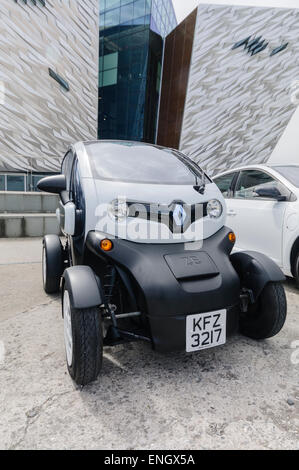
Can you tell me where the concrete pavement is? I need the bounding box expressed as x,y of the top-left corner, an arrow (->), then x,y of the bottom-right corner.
0,238 -> 298,450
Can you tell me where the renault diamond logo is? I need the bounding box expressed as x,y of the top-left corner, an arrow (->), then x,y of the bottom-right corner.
173,204 -> 187,227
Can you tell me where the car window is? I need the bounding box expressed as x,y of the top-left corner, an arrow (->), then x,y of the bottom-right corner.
71,159 -> 84,210
85,142 -> 205,185
61,150 -> 74,192
235,170 -> 290,200
70,158 -> 85,236
214,173 -> 237,198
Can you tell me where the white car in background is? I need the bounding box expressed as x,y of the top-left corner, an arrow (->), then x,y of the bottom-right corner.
214,165 -> 299,286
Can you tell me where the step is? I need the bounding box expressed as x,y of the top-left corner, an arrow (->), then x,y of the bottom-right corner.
0,192 -> 59,214
0,213 -> 60,238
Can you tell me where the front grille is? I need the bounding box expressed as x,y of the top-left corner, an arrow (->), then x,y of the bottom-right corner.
127,201 -> 208,234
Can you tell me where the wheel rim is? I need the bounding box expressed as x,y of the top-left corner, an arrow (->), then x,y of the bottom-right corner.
42,246 -> 47,287
63,290 -> 73,367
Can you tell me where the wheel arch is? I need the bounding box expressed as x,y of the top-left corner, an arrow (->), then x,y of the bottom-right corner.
231,250 -> 285,301
290,236 -> 299,277
43,234 -> 64,293
62,266 -> 103,310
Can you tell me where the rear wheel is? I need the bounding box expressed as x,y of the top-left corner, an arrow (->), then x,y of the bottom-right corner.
42,235 -> 63,294
240,282 -> 287,340
63,286 -> 103,386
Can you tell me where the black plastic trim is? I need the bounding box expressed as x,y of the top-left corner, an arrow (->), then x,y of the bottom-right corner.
86,227 -> 241,319
43,235 -> 63,280
63,266 -> 102,309
230,251 -> 285,301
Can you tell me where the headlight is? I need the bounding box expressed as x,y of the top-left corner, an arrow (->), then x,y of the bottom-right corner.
207,199 -> 223,219
109,199 -> 129,220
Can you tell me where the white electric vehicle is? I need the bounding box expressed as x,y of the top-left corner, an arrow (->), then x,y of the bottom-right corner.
214,164 -> 299,286
38,142 -> 287,385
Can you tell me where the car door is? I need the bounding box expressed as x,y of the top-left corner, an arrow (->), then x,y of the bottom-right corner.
226,169 -> 289,267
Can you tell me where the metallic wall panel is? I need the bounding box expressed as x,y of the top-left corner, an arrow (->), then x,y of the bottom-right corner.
0,0 -> 99,173
179,5 -> 299,175
157,9 -> 197,149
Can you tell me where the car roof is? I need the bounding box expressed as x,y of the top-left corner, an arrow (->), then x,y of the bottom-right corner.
81,139 -> 176,153
214,163 -> 299,178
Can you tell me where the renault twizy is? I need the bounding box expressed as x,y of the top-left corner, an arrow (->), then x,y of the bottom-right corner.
38,141 -> 287,385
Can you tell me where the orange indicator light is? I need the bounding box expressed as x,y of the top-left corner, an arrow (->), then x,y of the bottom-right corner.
100,239 -> 113,252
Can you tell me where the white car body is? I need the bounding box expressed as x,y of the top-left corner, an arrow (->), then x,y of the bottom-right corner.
214,164 -> 299,278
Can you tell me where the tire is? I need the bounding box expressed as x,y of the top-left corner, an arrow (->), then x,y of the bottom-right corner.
63,286 -> 103,386
293,252 -> 299,289
240,282 -> 287,340
42,235 -> 63,294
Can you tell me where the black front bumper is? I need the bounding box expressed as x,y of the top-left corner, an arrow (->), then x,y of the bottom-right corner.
86,227 -> 241,352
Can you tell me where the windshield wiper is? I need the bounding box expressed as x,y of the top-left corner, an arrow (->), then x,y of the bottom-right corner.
170,149 -> 206,194
185,158 -> 206,195
194,164 -> 206,195
194,171 -> 206,195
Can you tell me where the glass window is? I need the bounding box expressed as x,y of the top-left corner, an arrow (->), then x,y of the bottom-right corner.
7,175 -> 25,191
62,151 -> 74,191
100,13 -> 105,30
120,2 -> 134,24
214,172 -> 237,198
272,166 -> 299,188
32,175 -> 44,192
103,68 -> 118,87
133,15 -> 146,26
99,55 -> 104,72
105,8 -> 120,28
70,159 -> 85,210
235,170 -> 272,199
105,0 -> 121,9
0,175 -> 5,190
235,170 -> 290,200
134,0 -> 146,19
26,174 -> 47,192
103,52 -> 118,70
86,142 -> 201,184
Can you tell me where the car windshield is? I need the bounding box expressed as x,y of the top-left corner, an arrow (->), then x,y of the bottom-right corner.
85,141 -> 206,185
272,166 -> 299,188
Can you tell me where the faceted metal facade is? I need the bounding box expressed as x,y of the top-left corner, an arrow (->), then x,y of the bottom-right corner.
179,5 -> 299,175
0,0 -> 99,172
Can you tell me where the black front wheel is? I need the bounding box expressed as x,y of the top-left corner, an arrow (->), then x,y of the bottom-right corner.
62,286 -> 103,386
240,282 -> 287,340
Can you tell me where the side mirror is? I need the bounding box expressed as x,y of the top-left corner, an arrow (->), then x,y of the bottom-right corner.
64,202 -> 76,236
255,186 -> 286,201
58,201 -> 76,236
37,175 -> 66,194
